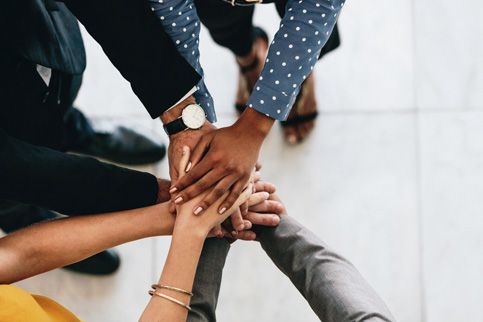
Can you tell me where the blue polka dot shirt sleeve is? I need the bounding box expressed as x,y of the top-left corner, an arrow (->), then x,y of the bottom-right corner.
148,0 -> 216,123
247,0 -> 345,121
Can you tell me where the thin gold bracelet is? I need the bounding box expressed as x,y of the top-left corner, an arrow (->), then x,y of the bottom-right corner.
151,284 -> 193,297
148,290 -> 191,311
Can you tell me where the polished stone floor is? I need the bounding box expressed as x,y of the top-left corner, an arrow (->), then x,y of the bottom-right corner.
13,1 -> 483,321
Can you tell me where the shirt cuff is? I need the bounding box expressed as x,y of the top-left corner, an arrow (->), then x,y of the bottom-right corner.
247,82 -> 298,121
165,85 -> 198,112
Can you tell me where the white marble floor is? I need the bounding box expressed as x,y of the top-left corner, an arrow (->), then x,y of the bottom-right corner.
13,1 -> 483,321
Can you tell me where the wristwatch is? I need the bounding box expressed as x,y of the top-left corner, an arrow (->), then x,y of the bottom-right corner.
163,103 -> 206,136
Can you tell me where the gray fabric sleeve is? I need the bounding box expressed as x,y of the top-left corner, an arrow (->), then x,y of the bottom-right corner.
259,216 -> 396,322
188,238 -> 231,322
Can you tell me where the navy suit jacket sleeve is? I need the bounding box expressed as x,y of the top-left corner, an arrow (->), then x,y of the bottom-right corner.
0,128 -> 159,216
61,0 -> 201,118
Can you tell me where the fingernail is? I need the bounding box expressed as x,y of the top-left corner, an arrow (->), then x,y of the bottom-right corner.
236,223 -> 245,231
288,135 -> 297,144
174,196 -> 183,204
182,146 -> 189,154
194,207 -> 203,215
273,216 -> 280,225
219,207 -> 226,215
231,231 -> 237,237
185,162 -> 192,172
169,187 -> 177,194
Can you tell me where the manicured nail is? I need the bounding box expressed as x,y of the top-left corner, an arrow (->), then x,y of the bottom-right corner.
185,162 -> 192,172
174,196 -> 183,204
219,207 -> 226,215
169,187 -> 177,194
194,207 -> 203,215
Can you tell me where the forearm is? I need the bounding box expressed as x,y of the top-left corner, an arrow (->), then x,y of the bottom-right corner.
247,0 -> 344,120
140,224 -> 206,322
0,128 -> 159,215
63,0 -> 201,118
188,238 -> 231,322
147,0 -> 216,122
0,202 -> 174,284
259,216 -> 395,322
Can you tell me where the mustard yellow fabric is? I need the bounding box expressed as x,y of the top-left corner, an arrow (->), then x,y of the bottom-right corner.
0,285 -> 84,322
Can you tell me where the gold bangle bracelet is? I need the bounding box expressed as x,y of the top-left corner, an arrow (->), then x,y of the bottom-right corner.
151,284 -> 193,297
148,290 -> 191,311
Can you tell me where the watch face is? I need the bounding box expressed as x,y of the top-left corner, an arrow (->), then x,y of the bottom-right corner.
182,104 -> 205,129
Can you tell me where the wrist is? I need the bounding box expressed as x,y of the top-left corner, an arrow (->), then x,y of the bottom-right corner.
169,119 -> 213,142
157,179 -> 171,204
173,219 -> 208,241
160,95 -> 197,124
235,107 -> 275,139
151,202 -> 176,235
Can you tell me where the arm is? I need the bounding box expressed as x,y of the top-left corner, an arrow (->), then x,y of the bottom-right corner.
169,0 -> 346,212
139,147 -> 252,322
259,214 -> 395,321
187,177 -> 283,322
0,128 -> 161,215
147,0 -> 216,123
248,0 -> 345,119
187,238 -> 231,322
0,202 -> 174,284
62,0 -> 201,118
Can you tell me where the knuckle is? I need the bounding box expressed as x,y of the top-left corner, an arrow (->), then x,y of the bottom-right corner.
214,187 -> 225,198
200,201 -> 210,209
197,180 -> 210,190
233,167 -> 245,176
186,172 -> 197,182
210,153 -> 222,164
268,203 -> 277,212
262,216 -> 269,225
183,191 -> 192,200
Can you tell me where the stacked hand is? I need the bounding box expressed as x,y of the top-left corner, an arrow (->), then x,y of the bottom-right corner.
168,105 -> 274,228
173,147 -> 283,240
174,146 -> 253,235
162,96 -> 275,235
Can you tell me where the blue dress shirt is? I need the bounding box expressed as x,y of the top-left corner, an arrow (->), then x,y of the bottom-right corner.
148,0 -> 345,122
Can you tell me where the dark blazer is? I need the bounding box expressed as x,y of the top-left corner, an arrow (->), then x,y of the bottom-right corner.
0,0 -> 199,215
0,0 -> 201,118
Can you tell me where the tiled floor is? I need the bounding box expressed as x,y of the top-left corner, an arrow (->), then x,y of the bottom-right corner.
13,1 -> 483,321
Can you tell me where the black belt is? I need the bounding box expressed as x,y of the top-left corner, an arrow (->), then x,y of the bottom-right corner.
221,0 -> 266,6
